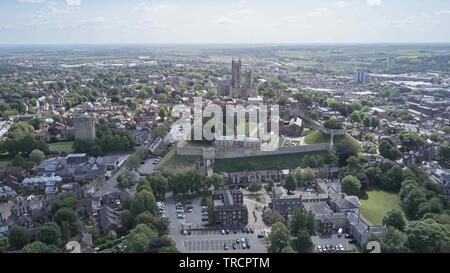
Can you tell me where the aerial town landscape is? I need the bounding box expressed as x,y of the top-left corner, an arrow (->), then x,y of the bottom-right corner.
0,0 -> 449,257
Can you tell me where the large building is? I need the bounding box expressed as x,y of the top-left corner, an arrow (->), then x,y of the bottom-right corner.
212,188 -> 248,227
218,59 -> 257,99
354,71 -> 367,84
74,113 -> 96,140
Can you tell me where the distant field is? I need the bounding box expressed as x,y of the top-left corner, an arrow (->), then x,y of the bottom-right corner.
48,141 -> 75,154
155,147 -> 200,174
214,150 -> 332,173
360,190 -> 402,225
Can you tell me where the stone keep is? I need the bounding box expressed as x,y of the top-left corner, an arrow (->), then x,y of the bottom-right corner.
74,113 -> 96,140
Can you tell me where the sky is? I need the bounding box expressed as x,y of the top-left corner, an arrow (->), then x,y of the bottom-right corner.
0,0 -> 449,44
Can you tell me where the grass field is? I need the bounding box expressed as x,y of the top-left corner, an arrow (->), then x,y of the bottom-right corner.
360,190 -> 402,225
155,147 -> 200,174
304,130 -> 331,144
214,150 -> 332,173
48,141 -> 75,154
0,159 -> 12,167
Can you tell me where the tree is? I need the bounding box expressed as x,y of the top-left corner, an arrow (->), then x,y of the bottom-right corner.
438,144 -> 450,164
206,173 -> 224,189
380,227 -> 408,253
124,232 -> 150,253
8,226 -> 31,250
379,140 -> 401,161
131,190 -> 157,216
121,209 -> 135,230
323,118 -> 342,129
29,149 -> 45,163
383,166 -> 404,192
405,219 -> 450,253
281,246 -> 296,253
22,241 -> 59,253
283,174 -> 297,194
290,206 -> 315,235
125,153 -> 141,170
37,222 -> 61,246
51,192 -> 77,214
399,131 -> 424,152
148,174 -> 169,200
248,179 -> 262,192
302,168 -> 316,186
335,135 -> 361,165
341,175 -> 361,196
294,230 -> 312,253
403,188 -> 427,220
364,166 -> 383,187
382,209 -> 406,231
124,224 -> 158,253
267,222 -> 291,253
54,207 -> 80,238
263,210 -> 284,225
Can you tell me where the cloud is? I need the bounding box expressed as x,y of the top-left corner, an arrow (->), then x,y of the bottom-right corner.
66,0 -> 81,6
135,3 -> 180,13
232,0 -> 247,9
437,10 -> 450,15
333,1 -> 349,8
18,0 -> 45,3
385,19 -> 413,26
367,0 -> 381,6
213,17 -> 232,25
231,9 -> 254,16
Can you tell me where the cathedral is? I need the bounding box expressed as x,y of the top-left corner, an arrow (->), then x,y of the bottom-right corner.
218,59 -> 257,99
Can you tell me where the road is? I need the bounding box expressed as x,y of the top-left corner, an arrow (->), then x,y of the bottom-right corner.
93,153 -> 132,197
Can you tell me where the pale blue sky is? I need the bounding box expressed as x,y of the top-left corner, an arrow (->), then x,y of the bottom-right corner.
1,0 -> 449,44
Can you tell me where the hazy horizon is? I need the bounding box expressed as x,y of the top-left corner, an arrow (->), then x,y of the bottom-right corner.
1,0 -> 449,45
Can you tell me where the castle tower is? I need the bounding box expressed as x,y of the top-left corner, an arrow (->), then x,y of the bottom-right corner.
74,113 -> 96,141
231,59 -> 241,89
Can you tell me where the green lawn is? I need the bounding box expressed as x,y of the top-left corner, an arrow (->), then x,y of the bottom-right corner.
0,159 -> 12,167
214,150 -> 332,173
155,147 -> 200,175
48,141 -> 75,154
360,190 -> 402,225
304,130 -> 331,144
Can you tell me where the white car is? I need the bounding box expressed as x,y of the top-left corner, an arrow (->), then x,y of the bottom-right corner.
221,229 -> 226,235
338,244 -> 344,251
317,245 -> 322,252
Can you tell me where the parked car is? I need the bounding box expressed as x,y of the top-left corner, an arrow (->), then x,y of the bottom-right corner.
201,218 -> 208,222
232,243 -> 236,250
241,228 -> 246,233
225,229 -> 230,234
338,228 -> 343,238
345,234 -> 353,239
187,230 -> 191,235
182,230 -> 188,235
236,239 -> 240,244
257,233 -> 265,238
233,229 -> 238,234
338,244 -> 344,251
224,243 -> 228,250
249,228 -> 254,233
242,243 -> 247,249
221,229 -> 226,235
245,228 -> 250,234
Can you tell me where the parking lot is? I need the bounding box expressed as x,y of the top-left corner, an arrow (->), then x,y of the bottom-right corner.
165,192 -> 268,253
311,233 -> 356,252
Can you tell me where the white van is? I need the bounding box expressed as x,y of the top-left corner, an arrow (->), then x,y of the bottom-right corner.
338,228 -> 343,237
